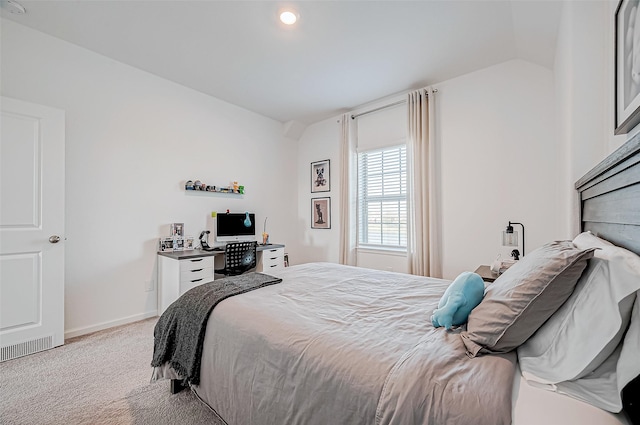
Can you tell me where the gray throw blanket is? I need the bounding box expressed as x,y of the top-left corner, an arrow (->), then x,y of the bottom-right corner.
151,272 -> 282,385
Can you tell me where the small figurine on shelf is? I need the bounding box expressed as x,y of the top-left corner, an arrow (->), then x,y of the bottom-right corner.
233,181 -> 239,193
238,185 -> 245,194
185,180 -> 194,190
194,180 -> 202,190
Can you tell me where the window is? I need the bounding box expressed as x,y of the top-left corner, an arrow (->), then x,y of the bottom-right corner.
357,145 -> 407,249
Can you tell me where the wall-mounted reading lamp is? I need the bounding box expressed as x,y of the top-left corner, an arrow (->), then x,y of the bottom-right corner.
503,221 -> 525,259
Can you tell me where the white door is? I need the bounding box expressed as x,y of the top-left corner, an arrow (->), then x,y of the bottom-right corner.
0,97 -> 65,361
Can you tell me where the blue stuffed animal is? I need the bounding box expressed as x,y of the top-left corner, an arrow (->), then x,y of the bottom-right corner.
431,272 -> 485,330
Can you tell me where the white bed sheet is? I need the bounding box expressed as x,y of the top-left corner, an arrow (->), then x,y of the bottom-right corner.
512,364 -> 630,425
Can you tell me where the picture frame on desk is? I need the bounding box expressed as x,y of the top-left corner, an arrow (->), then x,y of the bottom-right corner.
170,222 -> 184,237
158,236 -> 187,252
159,237 -> 174,252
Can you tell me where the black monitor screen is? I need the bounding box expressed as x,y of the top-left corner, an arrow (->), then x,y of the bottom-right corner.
216,213 -> 256,242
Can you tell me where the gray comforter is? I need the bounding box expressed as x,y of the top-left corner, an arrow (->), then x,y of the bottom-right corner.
181,263 -> 515,425
157,262 -> 516,424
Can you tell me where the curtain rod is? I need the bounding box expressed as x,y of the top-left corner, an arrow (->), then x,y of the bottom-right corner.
350,88 -> 438,120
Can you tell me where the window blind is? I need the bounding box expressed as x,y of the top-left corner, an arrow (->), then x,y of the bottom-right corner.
357,145 -> 407,249
355,103 -> 407,152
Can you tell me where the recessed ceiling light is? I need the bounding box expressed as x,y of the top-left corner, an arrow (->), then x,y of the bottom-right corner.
5,0 -> 26,14
279,9 -> 298,25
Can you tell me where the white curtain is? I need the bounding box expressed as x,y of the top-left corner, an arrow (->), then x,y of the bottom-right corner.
407,88 -> 442,277
339,113 -> 357,265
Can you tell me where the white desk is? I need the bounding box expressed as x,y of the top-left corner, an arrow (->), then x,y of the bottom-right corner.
157,244 -> 285,314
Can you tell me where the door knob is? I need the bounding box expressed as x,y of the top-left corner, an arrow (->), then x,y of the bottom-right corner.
49,235 -> 61,243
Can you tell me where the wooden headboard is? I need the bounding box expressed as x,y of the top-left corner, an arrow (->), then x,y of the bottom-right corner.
575,134 -> 640,256
575,135 -> 640,423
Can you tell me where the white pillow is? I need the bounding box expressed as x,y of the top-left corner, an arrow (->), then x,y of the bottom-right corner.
517,232 -> 640,411
522,296 -> 640,412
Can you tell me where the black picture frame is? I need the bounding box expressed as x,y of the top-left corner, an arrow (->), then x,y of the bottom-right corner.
311,197 -> 331,229
615,0 -> 640,134
311,159 -> 330,193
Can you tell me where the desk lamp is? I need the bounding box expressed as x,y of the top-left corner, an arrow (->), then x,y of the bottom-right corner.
503,221 -> 525,259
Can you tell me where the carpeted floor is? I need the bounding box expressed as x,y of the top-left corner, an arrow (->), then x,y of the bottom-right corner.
0,318 -> 225,425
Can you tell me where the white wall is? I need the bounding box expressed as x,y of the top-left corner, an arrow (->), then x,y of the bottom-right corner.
553,1 -> 635,238
1,19 -> 298,337
437,60 -> 560,279
297,60 -> 562,280
555,0 -> 608,238
569,0 -> 640,165
296,118 -> 341,265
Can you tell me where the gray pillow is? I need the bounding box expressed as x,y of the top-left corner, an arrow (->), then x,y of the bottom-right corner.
461,240 -> 595,357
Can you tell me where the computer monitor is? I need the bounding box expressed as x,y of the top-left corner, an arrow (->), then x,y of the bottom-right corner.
215,212 -> 256,243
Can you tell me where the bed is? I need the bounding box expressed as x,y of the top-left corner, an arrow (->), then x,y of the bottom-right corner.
152,135 -> 640,425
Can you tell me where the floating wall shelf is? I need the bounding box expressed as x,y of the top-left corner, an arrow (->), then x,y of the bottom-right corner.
184,180 -> 245,195
185,188 -> 243,195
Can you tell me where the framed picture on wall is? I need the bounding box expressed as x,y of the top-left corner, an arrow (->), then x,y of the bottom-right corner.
311,197 -> 331,229
615,0 -> 640,134
311,159 -> 330,193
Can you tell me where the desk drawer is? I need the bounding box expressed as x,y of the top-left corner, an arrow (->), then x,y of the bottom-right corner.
180,257 -> 214,273
262,262 -> 284,271
180,267 -> 214,283
180,268 -> 213,295
180,277 -> 208,294
261,247 -> 284,270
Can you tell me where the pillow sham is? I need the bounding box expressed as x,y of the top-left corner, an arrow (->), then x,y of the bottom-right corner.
522,294 -> 640,412
461,240 -> 595,357
518,231 -> 640,383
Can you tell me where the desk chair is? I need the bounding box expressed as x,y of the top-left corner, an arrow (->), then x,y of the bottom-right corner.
214,241 -> 258,276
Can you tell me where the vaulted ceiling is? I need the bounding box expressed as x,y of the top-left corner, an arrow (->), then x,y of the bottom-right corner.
1,1 -> 563,125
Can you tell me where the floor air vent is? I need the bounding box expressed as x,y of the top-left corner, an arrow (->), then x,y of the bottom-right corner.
1,335 -> 53,362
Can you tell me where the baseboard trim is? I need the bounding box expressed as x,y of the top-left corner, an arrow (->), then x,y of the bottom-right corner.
64,310 -> 158,339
